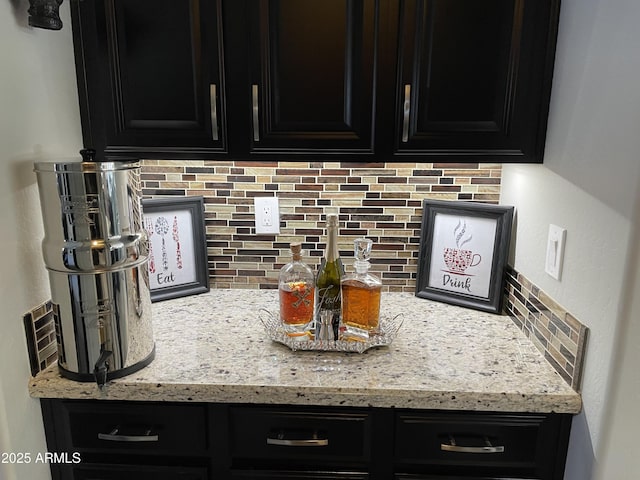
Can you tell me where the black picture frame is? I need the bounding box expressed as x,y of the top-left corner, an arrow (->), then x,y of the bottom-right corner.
415,200 -> 514,314
142,196 -> 210,302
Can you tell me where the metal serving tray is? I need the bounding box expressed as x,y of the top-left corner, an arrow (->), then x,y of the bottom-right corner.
259,310 -> 403,353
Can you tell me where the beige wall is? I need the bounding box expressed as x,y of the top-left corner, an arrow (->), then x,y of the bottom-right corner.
500,0 -> 640,477
596,182 -> 640,478
0,3 -> 82,479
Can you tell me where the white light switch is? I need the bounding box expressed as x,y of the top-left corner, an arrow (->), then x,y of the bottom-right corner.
254,197 -> 280,234
544,224 -> 566,280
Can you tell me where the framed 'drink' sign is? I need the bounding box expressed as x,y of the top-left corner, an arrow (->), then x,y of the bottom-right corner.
415,199 -> 514,314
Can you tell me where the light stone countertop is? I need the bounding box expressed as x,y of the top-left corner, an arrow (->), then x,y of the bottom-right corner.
29,289 -> 581,414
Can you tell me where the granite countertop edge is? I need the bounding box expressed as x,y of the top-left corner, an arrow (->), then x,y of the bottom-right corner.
29,377 -> 581,413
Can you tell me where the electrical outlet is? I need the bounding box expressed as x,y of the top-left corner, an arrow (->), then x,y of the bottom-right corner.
254,197 -> 280,234
545,224 -> 566,280
262,206 -> 273,226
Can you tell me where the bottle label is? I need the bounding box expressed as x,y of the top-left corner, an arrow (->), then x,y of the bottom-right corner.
317,284 -> 340,310
280,282 -> 314,326
290,282 -> 313,308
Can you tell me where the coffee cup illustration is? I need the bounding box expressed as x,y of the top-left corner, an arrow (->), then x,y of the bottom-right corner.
443,247 -> 481,274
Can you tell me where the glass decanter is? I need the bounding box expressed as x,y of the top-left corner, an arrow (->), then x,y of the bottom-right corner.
341,238 -> 382,341
278,242 -> 315,338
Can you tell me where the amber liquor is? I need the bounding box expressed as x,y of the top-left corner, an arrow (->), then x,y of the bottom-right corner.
279,242 -> 314,336
341,281 -> 381,331
340,238 -> 382,340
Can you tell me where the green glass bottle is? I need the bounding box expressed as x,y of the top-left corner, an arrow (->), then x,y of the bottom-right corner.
315,213 -> 344,341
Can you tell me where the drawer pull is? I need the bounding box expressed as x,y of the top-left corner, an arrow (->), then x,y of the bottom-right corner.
266,430 -> 328,447
441,434 -> 504,454
98,426 -> 159,443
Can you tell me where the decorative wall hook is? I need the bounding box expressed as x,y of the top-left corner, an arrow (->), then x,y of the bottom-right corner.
28,0 -> 63,30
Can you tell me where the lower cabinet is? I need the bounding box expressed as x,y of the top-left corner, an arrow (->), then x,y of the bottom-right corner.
228,406 -> 374,479
40,400 -> 571,480
395,477 -> 524,480
393,411 -> 572,479
60,464 -> 208,480
231,473 -> 369,479
229,406 -> 372,470
40,400 -> 212,480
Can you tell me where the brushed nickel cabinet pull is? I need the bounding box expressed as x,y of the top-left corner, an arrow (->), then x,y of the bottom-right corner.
98,426 -> 159,442
266,430 -> 328,447
252,84 -> 260,142
401,84 -> 411,142
440,434 -> 504,454
210,84 -> 219,141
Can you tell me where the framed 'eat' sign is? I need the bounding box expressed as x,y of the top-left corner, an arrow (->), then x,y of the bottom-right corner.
142,196 -> 209,302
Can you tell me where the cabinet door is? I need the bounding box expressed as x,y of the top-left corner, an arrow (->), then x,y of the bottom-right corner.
232,472 -> 368,479
62,463 -> 209,480
395,477 -> 522,480
395,476 -> 521,480
64,464 -> 208,480
72,0 -> 225,159
242,0 -> 379,156
391,0 -> 558,163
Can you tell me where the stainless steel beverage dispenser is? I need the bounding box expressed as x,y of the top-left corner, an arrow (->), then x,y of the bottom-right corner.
34,150 -> 155,387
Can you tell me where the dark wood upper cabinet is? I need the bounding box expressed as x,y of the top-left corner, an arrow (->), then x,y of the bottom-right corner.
243,0 -> 379,155
385,0 -> 559,162
70,0 -> 559,163
72,0 -> 226,160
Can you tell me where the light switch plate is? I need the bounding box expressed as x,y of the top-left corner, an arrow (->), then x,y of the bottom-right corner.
545,224 -> 566,280
254,197 -> 280,234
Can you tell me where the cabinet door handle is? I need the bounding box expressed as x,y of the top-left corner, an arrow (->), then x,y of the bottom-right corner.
98,427 -> 159,443
266,430 -> 329,447
252,84 -> 260,142
210,84 -> 219,141
401,84 -> 411,142
441,434 -> 505,454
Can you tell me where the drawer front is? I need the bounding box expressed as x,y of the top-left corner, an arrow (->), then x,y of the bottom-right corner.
67,463 -> 208,480
395,412 -> 551,477
229,406 -> 372,464
231,471 -> 368,479
55,400 -> 208,455
394,476 -> 521,480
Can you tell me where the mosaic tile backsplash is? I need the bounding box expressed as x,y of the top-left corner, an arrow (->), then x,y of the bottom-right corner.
140,160 -> 502,292
23,301 -> 57,376
505,266 -> 589,391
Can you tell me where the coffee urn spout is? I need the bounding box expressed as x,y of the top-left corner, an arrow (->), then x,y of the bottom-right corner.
93,349 -> 113,388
